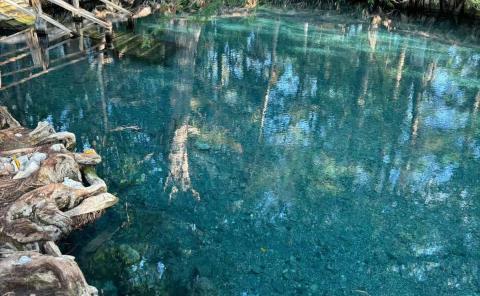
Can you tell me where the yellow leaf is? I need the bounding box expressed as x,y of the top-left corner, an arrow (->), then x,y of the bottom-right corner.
84,149 -> 97,155
12,155 -> 20,169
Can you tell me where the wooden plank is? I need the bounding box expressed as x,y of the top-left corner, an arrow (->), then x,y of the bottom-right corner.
0,28 -> 31,43
0,46 -> 29,60
39,12 -> 74,35
0,0 -> 35,25
3,0 -> 73,35
0,51 -> 30,66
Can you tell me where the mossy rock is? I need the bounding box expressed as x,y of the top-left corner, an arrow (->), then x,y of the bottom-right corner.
91,244 -> 141,278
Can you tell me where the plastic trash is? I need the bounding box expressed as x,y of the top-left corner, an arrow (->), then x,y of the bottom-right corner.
157,261 -> 166,279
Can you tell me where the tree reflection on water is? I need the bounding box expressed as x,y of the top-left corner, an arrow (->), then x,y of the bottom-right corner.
1,10 -> 480,296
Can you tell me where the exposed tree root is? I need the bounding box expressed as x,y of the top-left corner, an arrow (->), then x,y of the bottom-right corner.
0,106 -> 118,295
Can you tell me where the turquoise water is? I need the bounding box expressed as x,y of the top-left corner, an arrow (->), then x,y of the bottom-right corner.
1,10 -> 480,295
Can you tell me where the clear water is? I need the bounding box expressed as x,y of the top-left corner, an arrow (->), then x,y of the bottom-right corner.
1,10 -> 480,296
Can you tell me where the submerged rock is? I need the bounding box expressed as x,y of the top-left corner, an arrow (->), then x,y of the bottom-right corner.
194,141 -> 211,151
92,244 -> 141,276
189,276 -> 218,296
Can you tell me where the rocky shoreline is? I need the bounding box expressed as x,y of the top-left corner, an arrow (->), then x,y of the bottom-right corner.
0,106 -> 117,295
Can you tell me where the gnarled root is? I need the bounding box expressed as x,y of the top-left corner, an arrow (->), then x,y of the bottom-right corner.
0,251 -> 98,296
0,106 -> 117,294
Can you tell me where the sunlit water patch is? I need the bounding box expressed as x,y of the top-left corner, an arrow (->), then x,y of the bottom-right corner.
1,10 -> 480,296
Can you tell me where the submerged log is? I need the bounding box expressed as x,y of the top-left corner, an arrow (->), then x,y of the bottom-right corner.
0,106 -> 118,295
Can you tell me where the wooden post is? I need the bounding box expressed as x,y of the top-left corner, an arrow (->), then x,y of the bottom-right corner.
26,29 -> 49,70
105,29 -> 113,49
127,17 -> 135,31
74,22 -> 84,51
72,0 -> 82,22
31,0 -> 47,36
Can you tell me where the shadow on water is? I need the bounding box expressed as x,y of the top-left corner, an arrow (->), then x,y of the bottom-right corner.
0,20 -> 184,92
1,9 -> 480,296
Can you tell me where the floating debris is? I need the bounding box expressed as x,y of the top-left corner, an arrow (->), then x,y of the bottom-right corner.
157,261 -> 166,279
110,125 -> 142,132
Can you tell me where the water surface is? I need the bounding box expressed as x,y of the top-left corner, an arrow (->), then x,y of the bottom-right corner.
1,10 -> 480,296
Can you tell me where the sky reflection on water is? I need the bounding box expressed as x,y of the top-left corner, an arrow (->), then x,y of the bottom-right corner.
1,10 -> 480,295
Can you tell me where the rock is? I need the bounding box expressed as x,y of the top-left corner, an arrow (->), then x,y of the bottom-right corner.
17,155 -> 29,168
189,276 -> 217,296
0,162 -> 15,175
194,141 -> 211,151
30,152 -> 47,163
89,244 -> 171,295
16,255 -> 32,265
12,160 -> 40,179
118,244 -> 141,265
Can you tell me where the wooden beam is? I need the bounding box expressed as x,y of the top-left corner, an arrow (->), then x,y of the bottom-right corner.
46,0 -> 112,29
0,51 -> 30,66
0,46 -> 29,59
0,28 -> 31,43
98,0 -> 132,16
40,13 -> 74,35
72,0 -> 80,12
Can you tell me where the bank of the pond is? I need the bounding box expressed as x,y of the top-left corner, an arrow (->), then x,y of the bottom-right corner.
0,106 -> 118,295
